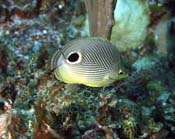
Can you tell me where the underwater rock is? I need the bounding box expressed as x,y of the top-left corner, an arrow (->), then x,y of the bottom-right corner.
154,15 -> 175,67
0,44 -> 8,75
48,0 -> 86,30
154,16 -> 169,55
0,100 -> 12,138
132,55 -> 159,72
152,1 -> 175,67
36,45 -> 48,69
166,19 -> 175,67
111,0 -> 150,52
0,78 -> 17,103
32,40 -> 42,52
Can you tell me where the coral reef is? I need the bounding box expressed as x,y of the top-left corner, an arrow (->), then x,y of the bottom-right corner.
0,0 -> 175,139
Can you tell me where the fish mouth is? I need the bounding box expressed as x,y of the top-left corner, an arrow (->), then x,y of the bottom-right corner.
119,73 -> 128,80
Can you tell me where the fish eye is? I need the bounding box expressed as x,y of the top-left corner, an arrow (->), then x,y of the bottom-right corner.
66,52 -> 82,64
118,69 -> 124,75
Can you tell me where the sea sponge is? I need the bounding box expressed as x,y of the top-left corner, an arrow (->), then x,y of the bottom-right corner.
111,0 -> 150,52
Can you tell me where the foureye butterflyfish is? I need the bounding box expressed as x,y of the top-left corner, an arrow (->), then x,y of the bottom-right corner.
51,37 -> 127,87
